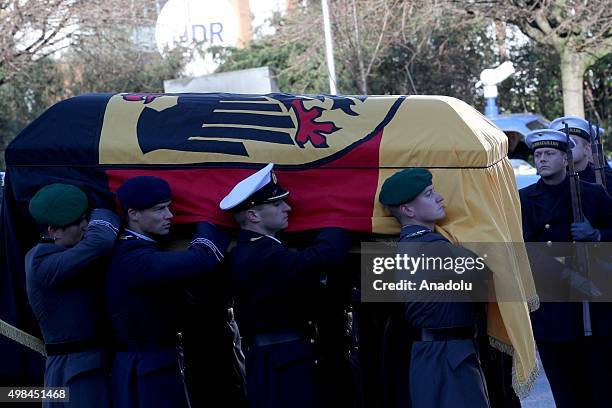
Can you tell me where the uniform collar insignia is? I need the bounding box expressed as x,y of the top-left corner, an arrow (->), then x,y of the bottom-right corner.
404,229 -> 429,239
400,225 -> 431,240
242,230 -> 282,245
125,228 -> 156,242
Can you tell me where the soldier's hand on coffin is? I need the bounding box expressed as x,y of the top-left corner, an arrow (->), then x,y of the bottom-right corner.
561,267 -> 602,298
90,208 -> 120,230
571,217 -> 601,242
194,221 -> 231,254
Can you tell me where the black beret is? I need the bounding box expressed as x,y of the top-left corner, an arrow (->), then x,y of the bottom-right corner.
29,184 -> 88,227
117,176 -> 172,210
379,168 -> 433,206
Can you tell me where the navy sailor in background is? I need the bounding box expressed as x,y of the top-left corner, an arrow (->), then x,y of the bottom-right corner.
26,183 -> 120,408
548,116 -> 612,188
378,168 -> 490,408
106,176 -> 229,408
519,129 -> 612,408
220,163 -> 351,408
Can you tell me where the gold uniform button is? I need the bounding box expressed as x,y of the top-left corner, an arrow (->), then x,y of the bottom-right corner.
546,241 -> 552,246
545,224 -> 550,229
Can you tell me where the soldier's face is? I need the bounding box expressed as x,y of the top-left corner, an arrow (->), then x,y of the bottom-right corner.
403,185 -> 445,223
128,200 -> 173,237
252,199 -> 291,234
570,136 -> 590,164
534,148 -> 567,177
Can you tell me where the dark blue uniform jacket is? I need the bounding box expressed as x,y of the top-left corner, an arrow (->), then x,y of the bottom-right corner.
231,228 -> 350,337
106,222 -> 228,408
230,227 -> 351,408
578,162 -> 612,191
519,177 -> 612,341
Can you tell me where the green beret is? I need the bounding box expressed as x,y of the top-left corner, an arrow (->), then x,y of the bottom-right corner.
379,168 -> 432,206
29,184 -> 88,227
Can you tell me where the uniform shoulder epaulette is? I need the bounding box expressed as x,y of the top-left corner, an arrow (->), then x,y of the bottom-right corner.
119,234 -> 136,240
250,236 -> 264,242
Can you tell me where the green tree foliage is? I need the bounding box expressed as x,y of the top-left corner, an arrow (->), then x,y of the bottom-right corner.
1,1 -> 609,166
497,43 -> 563,119
0,0 -> 184,168
584,54 -> 612,154
0,0 -> 163,87
466,0 -> 612,118
63,45 -> 186,96
372,15 -> 498,107
0,58 -> 64,169
213,3 -> 497,102
497,43 -> 610,153
0,45 -> 186,169
212,41 -> 328,93
213,1 -> 609,155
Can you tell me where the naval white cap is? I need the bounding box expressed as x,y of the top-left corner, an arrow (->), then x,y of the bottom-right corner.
219,163 -> 289,211
525,129 -> 575,152
549,116 -> 603,142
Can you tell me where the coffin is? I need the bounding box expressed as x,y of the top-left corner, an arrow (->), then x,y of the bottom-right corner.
2,92 -> 538,394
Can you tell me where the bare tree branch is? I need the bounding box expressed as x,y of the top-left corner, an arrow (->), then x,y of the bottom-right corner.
463,0 -> 611,116
0,0 -> 158,85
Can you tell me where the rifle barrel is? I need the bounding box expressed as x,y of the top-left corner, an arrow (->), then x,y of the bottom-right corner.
590,122 -> 607,192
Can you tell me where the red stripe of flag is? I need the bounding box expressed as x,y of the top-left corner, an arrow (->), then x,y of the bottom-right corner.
107,130 -> 383,233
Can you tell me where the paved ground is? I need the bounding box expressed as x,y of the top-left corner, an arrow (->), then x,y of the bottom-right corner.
520,354 -> 555,408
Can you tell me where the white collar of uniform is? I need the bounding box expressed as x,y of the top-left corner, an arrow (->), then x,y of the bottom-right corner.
265,234 -> 282,244
125,228 -> 156,243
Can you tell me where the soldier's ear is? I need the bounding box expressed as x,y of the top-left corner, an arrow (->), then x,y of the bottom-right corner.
47,225 -> 63,240
245,208 -> 260,223
399,203 -> 415,219
127,208 -> 140,223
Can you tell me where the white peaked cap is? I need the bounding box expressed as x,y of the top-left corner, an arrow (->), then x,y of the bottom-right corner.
220,163 -> 288,211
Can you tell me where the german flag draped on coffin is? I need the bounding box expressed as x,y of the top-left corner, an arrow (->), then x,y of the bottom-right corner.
1,92 -> 538,394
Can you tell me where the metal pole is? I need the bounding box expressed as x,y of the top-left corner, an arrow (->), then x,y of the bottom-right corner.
321,0 -> 337,94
